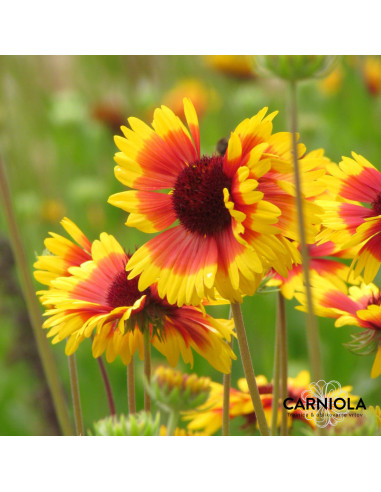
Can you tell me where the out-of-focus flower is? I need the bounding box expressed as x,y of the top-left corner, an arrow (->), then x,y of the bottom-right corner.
162,79 -> 212,121
319,65 -> 343,95
149,366 -> 211,413
34,219 -> 235,372
184,371 -> 317,435
91,101 -> 125,133
256,55 -> 337,81
91,412 -> 160,436
109,98 -> 325,305
317,152 -> 381,284
295,276 -> 381,378
40,199 -> 66,224
205,55 -> 255,79
327,405 -> 381,436
362,56 -> 381,95
267,241 -> 358,300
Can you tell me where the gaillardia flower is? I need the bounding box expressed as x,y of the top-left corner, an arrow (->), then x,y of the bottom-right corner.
184,371 -> 318,435
266,241 -> 358,300
34,219 -> 235,373
317,152 -> 381,283
109,99 -> 323,305
295,276 -> 381,378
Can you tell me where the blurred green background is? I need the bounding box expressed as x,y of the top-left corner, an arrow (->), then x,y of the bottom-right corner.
0,55 -> 380,435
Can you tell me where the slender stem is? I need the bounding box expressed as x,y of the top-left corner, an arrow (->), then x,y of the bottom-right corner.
230,302 -> 270,436
68,354 -> 85,436
96,356 -> 116,416
0,159 -> 73,436
278,293 -> 288,436
143,329 -> 151,412
167,411 -> 179,436
289,80 -> 325,436
222,306 -> 233,436
271,296 -> 281,436
127,357 -> 136,414
289,80 -> 323,384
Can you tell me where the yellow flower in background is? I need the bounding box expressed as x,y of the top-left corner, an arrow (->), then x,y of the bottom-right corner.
40,199 -> 66,224
318,65 -> 343,95
362,56 -> 381,95
34,219 -> 235,372
108,98 -> 326,306
205,55 -> 256,79
162,78 -> 214,121
295,275 -> 381,378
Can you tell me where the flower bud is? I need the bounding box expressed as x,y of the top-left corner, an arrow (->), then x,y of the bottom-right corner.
256,55 -> 338,81
148,366 -> 211,413
91,412 -> 160,436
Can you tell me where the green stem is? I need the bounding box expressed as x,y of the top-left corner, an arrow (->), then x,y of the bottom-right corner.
270,296 -> 281,436
222,306 -> 233,436
230,302 -> 270,436
289,80 -> 325,436
96,356 -> 116,416
167,411 -> 179,436
68,354 -> 84,436
0,159 -> 73,436
278,293 -> 288,436
127,357 -> 136,414
143,329 -> 151,412
289,80 -> 323,384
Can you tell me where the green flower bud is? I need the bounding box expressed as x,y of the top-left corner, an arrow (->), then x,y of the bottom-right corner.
90,412 -> 160,436
147,366 -> 211,414
256,55 -> 338,81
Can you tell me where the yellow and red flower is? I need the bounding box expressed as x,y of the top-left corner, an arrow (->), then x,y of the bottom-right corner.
317,152 -> 381,283
108,99 -> 324,305
34,219 -> 235,373
267,241 -> 357,300
34,217 -> 92,286
205,55 -> 256,79
184,371 -> 316,435
295,276 -> 381,378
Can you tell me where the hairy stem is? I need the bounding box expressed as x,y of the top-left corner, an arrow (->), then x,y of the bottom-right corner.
68,354 -> 84,436
127,357 -> 136,414
96,356 -> 116,416
143,329 -> 151,412
222,306 -> 233,436
278,293 -> 288,436
289,80 -> 323,384
0,159 -> 73,436
231,302 -> 270,436
271,296 -> 281,436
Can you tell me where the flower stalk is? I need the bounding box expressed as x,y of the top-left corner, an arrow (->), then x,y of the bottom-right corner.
289,80 -> 323,384
0,159 -> 73,436
230,301 -> 270,436
278,293 -> 288,436
127,357 -> 136,414
96,356 -> 116,416
270,297 -> 281,436
222,306 -> 233,436
143,328 -> 151,412
68,354 -> 85,436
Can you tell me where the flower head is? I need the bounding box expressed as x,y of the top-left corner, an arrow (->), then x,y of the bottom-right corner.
91,412 -> 160,436
295,276 -> 381,378
108,99 -> 323,305
34,219 -> 235,373
317,152 -> 381,284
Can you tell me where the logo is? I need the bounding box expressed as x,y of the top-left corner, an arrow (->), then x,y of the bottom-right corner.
283,380 -> 366,428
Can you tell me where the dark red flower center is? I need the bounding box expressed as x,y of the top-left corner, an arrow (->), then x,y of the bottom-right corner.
172,155 -> 232,236
372,193 -> 381,215
106,270 -> 148,308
